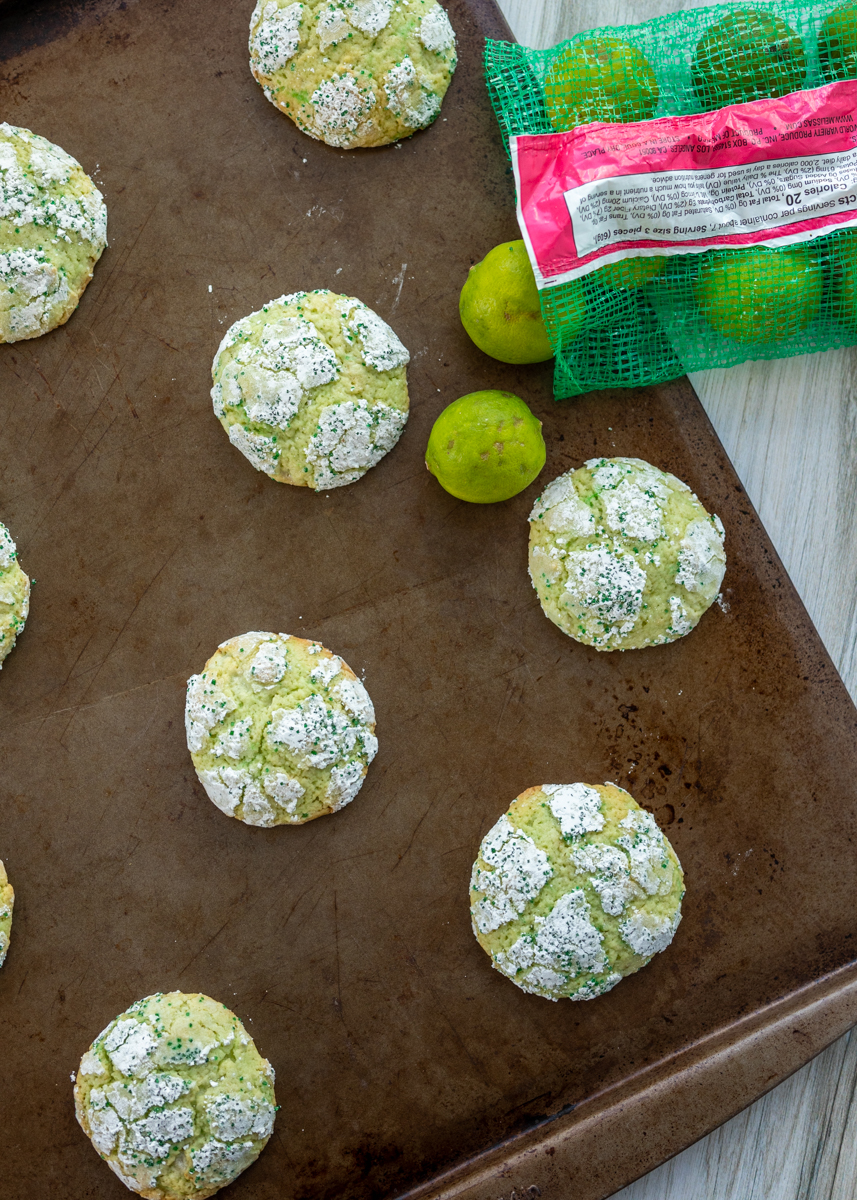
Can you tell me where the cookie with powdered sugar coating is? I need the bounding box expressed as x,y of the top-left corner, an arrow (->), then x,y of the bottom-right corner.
73,991 -> 276,1200
0,521 -> 30,669
0,859 -> 13,969
0,123 -> 107,342
470,783 -> 684,1001
211,288 -> 409,490
186,632 -> 377,826
528,457 -> 726,650
249,0 -> 457,148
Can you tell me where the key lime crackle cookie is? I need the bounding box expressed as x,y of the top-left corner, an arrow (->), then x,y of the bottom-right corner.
529,457 -> 726,650
74,992 -> 276,1200
0,521 -> 30,668
0,123 -> 106,342
212,289 -> 409,490
186,632 -> 377,826
249,0 -> 457,148
0,859 -> 13,968
471,783 -> 684,1001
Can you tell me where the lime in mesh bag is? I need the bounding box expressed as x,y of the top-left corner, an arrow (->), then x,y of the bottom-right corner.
485,3 -> 857,398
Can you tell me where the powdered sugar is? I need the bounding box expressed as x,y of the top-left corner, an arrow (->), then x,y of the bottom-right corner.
543,782 -> 605,839
619,907 -> 681,958
562,544 -> 646,642
185,675 -> 237,754
263,771 -> 305,814
191,1138 -> 258,1187
495,889 -> 607,998
213,716 -> 255,761
470,815 -> 553,934
0,125 -> 106,248
309,73 -> 374,147
198,767 -> 255,817
617,809 -> 674,896
341,300 -> 410,371
0,524 -> 16,569
250,1 -> 303,75
309,654 -> 342,686
669,594 -> 693,637
676,517 -> 727,595
317,5 -> 350,48
333,676 -> 375,724
228,424 -> 280,475
267,694 -> 363,769
529,472 -> 595,537
346,0 -> 392,35
248,638 -> 290,685
572,843 -> 636,915
215,312 -> 339,431
103,1020 -> 157,1079
0,249 -> 70,339
384,56 -> 440,128
205,1093 -> 275,1141
326,760 -> 365,810
305,399 -> 407,490
419,5 -> 456,53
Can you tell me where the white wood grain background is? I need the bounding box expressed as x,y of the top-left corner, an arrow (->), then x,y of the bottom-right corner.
494,1 -> 857,1196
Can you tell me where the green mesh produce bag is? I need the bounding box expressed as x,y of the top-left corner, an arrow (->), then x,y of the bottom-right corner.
485,2 -> 857,398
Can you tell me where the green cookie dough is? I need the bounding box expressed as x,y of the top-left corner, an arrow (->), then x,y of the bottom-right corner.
211,289 -> 409,490
74,992 -> 276,1200
695,246 -> 822,343
691,9 -> 806,109
528,457 -> 726,651
819,4 -> 857,82
0,123 -> 107,342
0,859 -> 13,969
470,783 -> 684,1001
0,521 -> 30,669
249,0 -> 457,148
544,36 -> 659,131
186,632 -> 377,826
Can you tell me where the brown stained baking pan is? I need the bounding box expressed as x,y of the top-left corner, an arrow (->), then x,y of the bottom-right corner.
0,1 -> 855,1198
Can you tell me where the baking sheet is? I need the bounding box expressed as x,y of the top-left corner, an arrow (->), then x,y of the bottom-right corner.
0,1 -> 856,1198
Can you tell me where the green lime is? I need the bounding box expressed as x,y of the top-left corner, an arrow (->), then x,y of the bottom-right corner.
695,246 -> 822,343
425,391 -> 546,504
691,9 -> 806,109
544,37 -> 659,131
590,257 -> 667,291
459,240 -> 554,364
819,5 -> 857,82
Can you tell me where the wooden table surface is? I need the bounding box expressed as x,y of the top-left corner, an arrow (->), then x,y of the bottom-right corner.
495,1 -> 857,1197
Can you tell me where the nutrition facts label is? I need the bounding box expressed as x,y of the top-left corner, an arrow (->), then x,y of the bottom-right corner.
512,81 -> 857,287
567,145 -> 857,258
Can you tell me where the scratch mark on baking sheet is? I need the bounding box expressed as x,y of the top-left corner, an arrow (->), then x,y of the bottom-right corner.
391,925 -> 483,1073
53,630 -> 97,700
274,879 -> 322,928
178,916 -> 233,974
15,674 -> 186,728
392,799 -> 435,870
390,262 -> 407,312
318,568 -> 468,624
333,890 -> 345,1021
327,848 -> 380,867
263,995 -> 326,1027
88,203 -> 158,325
494,677 -> 523,738
56,545 -> 180,747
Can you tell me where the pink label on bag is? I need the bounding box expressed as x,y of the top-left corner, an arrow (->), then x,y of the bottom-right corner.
512,81 -> 857,287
